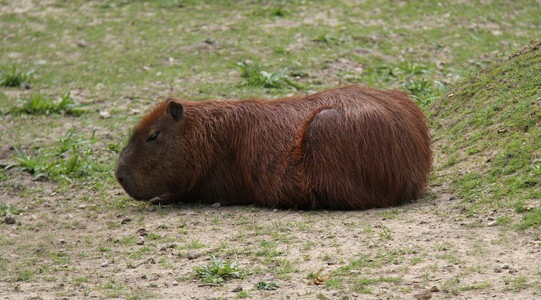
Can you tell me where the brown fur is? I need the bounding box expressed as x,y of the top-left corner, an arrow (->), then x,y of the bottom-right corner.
115,85 -> 432,210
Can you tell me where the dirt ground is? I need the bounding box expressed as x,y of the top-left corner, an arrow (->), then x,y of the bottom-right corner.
1,1 -> 540,299
1,168 -> 540,299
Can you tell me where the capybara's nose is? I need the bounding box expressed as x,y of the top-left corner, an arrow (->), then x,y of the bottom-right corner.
115,163 -> 128,187
117,174 -> 125,185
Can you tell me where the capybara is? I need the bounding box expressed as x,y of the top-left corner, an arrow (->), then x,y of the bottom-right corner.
115,85 -> 432,210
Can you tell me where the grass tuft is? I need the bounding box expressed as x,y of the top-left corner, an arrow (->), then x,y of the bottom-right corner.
12,130 -> 106,182
193,255 -> 249,284
0,203 -> 23,216
0,64 -> 32,87
515,208 -> 541,231
236,61 -> 301,89
256,281 -> 280,290
8,92 -> 83,115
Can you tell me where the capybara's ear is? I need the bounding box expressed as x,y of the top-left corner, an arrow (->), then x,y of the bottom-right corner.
167,101 -> 184,122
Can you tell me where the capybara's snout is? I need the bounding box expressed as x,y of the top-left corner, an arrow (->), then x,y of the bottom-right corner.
115,154 -> 141,200
115,163 -> 127,188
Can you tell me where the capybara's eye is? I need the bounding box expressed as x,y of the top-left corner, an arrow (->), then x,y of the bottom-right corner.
147,131 -> 160,143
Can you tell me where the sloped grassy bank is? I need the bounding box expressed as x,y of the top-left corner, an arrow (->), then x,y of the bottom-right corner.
430,39 -> 541,233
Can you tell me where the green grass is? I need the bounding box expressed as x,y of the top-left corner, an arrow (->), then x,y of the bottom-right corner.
0,202 -> 23,216
430,39 -> 541,230
255,281 -> 280,290
193,256 -> 249,284
237,61 -> 300,89
7,92 -> 83,115
11,130 -> 108,182
0,64 -> 32,87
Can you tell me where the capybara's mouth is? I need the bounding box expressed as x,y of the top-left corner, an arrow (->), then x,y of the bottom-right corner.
116,173 -> 170,203
118,185 -> 157,202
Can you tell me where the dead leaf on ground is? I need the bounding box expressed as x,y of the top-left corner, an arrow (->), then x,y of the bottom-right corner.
308,269 -> 329,285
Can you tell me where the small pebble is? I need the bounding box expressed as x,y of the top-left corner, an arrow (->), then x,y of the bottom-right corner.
430,286 -> 439,292
187,251 -> 202,260
232,286 -> 243,292
137,236 -> 145,245
172,280 -> 178,286
502,263 -> 509,269
487,221 -> 497,226
212,202 -> 221,208
101,262 -> 108,267
99,111 -> 111,119
130,109 -> 142,115
414,289 -> 432,300
160,244 -> 176,251
493,263 -> 503,273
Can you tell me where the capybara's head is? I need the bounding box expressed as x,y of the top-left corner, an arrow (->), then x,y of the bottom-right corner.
115,100 -> 191,201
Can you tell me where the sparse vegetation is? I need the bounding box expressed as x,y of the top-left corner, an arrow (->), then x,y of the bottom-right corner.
7,92 -> 83,115
1,0 -> 540,299
0,64 -> 32,87
11,130 -> 107,182
430,39 -> 541,231
236,61 -> 300,89
0,202 -> 23,216
193,256 -> 249,284
255,281 -> 280,290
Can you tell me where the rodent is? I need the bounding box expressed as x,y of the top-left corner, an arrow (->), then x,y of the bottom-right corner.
115,85 -> 432,210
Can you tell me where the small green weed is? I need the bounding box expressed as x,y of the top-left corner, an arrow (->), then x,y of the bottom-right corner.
402,79 -> 446,106
8,92 -> 83,115
530,160 -> 541,175
183,239 -> 207,249
236,61 -> 300,89
12,149 -> 54,179
312,33 -> 340,45
503,275 -> 532,292
377,209 -> 400,220
270,6 -> 286,17
0,203 -> 23,216
237,291 -> 250,298
515,207 -> 541,231
256,281 -> 280,290
0,64 -> 32,87
12,130 -> 105,181
378,225 -> 392,240
16,269 -> 35,282
393,62 -> 430,76
193,256 -> 249,284
352,277 -> 401,292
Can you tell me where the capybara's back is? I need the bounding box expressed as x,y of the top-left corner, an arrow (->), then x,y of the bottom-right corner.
115,85 -> 432,210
